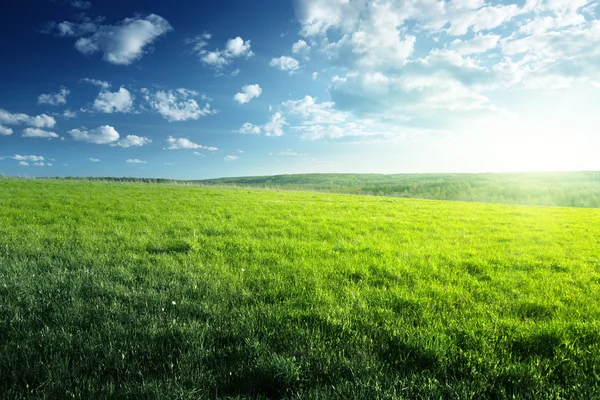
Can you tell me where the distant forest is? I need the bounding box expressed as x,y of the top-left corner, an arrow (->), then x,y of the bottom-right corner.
48,172 -> 600,208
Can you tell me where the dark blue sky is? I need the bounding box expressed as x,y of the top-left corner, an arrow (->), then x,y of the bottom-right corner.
1,0 -> 599,178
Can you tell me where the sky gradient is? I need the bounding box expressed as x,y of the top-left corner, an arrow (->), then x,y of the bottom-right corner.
1,0 -> 599,179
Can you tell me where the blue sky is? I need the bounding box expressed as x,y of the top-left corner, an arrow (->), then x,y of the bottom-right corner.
1,0 -> 599,179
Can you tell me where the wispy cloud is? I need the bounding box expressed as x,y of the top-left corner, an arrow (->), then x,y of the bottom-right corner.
38,87 -> 70,106
45,14 -> 172,65
166,136 -> 218,151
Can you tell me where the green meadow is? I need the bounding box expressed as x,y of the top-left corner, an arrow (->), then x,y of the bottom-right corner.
1,178 -> 600,399
198,172 -> 600,208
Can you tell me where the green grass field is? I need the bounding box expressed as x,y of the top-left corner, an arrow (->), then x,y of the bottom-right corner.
1,178 -> 600,399
197,172 -> 600,208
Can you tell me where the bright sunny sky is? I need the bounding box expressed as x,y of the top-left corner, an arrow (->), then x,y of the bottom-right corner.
1,0 -> 599,179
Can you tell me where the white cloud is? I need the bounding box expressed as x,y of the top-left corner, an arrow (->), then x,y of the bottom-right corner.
287,0 -> 600,145
292,39 -> 311,58
22,128 -> 60,138
166,136 -> 218,151
126,158 -> 147,164
13,155 -> 44,162
237,113 -> 288,137
70,0 -> 91,9
450,33 -> 500,55
92,87 -> 134,113
224,155 -> 239,161
49,20 -> 98,37
0,109 -> 56,128
312,71 -> 319,80
8,155 -> 51,167
283,96 -> 349,125
185,32 -> 211,53
190,35 -> 254,70
0,125 -> 13,135
114,135 -> 152,148
62,109 -> 78,119
519,13 -> 585,35
38,87 -> 70,106
49,14 -> 172,65
81,78 -> 111,89
234,84 -> 262,104
272,149 -> 307,156
143,89 -> 217,122
69,125 -> 120,144
263,112 -> 287,137
88,158 -> 100,162
238,122 -> 262,134
226,37 -> 252,57
278,95 -> 447,141
270,56 -> 301,73
297,0 -> 526,38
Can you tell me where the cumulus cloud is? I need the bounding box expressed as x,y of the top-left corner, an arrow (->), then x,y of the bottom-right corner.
92,87 -> 134,113
126,158 -> 147,164
47,14 -> 172,65
166,136 -> 218,151
0,125 -> 13,136
283,96 -> 349,124
38,87 -> 70,106
263,113 -> 288,136
189,34 -> 254,70
0,109 -> 56,128
237,113 -> 288,137
270,56 -> 301,73
238,122 -> 262,134
22,128 -> 60,138
224,155 -> 239,161
7,155 -> 51,167
296,0 -> 526,39
88,158 -> 100,162
114,135 -> 152,148
12,155 -> 44,162
292,39 -> 311,58
69,125 -> 120,144
234,84 -> 262,104
142,88 -> 217,122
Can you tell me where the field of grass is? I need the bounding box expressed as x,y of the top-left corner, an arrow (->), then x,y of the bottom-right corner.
1,178 -> 600,399
197,172 -> 600,208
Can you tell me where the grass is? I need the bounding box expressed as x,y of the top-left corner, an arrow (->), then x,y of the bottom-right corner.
1,178 -> 599,399
197,172 -> 600,208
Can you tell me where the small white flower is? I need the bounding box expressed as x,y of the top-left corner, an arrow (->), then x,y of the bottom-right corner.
172,301 -> 176,306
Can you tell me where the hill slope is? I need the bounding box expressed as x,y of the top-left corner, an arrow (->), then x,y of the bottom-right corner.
198,172 -> 600,208
1,179 -> 600,398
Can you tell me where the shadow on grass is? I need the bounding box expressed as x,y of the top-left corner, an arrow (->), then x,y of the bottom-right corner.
146,240 -> 194,255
